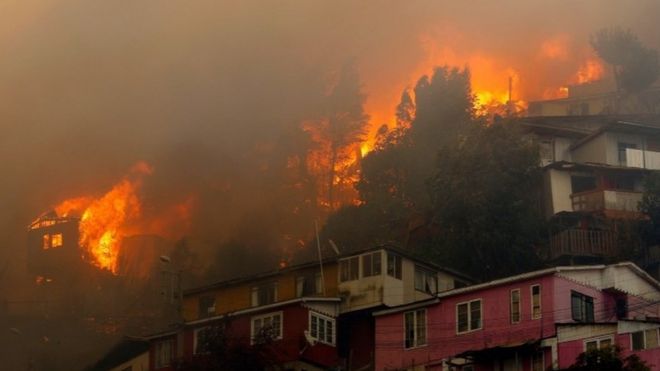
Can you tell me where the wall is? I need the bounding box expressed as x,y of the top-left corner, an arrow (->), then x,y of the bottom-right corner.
375,275 -> 557,370
181,303 -> 339,368
183,262 -> 339,321
572,133 -> 608,165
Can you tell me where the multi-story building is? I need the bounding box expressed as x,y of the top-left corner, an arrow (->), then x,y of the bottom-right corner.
520,115 -> 660,267
373,262 -> 660,370
144,245 -> 471,370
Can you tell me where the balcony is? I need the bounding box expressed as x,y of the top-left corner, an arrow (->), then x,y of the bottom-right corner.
548,229 -> 617,259
626,148 -> 660,170
571,189 -> 642,213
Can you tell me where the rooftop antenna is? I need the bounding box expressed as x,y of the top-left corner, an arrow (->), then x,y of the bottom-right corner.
315,220 -> 326,296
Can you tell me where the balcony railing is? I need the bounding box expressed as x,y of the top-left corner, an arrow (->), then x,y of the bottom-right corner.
548,229 -> 617,259
626,148 -> 660,170
571,189 -> 642,213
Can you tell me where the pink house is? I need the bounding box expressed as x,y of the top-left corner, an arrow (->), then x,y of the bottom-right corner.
374,262 -> 660,370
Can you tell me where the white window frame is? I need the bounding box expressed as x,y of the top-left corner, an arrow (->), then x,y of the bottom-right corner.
510,289 -> 521,324
386,252 -> 402,279
154,339 -> 174,369
630,328 -> 660,351
308,311 -> 336,346
584,335 -> 614,352
362,251 -> 382,277
250,311 -> 283,345
456,299 -> 483,334
403,309 -> 427,349
531,284 -> 542,319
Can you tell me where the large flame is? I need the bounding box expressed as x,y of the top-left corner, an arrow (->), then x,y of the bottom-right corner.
50,162 -> 193,275
54,162 -> 151,274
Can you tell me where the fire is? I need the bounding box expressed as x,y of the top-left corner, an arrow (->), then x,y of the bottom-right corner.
576,57 -> 604,84
53,162 -> 151,274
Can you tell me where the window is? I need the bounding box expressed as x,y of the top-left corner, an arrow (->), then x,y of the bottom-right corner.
251,312 -> 282,344
198,295 -> 216,318
585,336 -> 612,352
571,291 -> 594,323
339,256 -> 359,282
571,176 -> 597,194
309,312 -> 335,345
631,328 -> 660,351
510,289 -> 520,324
193,327 -> 213,354
296,272 -> 322,297
155,339 -> 174,368
531,350 -> 544,371
387,253 -> 402,279
404,309 -> 426,349
51,233 -> 63,248
362,251 -> 382,277
615,298 -> 628,319
251,282 -> 278,307
531,285 -> 542,319
457,299 -> 482,333
414,266 -> 438,294
618,142 -> 638,165
42,234 -> 50,249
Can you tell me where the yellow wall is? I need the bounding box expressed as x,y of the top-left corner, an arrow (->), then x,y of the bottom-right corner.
183,262 -> 338,321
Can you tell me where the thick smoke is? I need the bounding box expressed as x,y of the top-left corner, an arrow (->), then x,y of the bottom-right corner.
1,1 -> 659,368
0,0 -> 658,283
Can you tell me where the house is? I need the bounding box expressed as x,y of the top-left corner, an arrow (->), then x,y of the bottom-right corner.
520,115 -> 660,265
144,245 -> 471,370
373,262 -> 660,371
527,78 -> 660,117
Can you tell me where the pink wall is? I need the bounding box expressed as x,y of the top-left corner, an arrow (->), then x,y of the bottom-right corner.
375,275 -> 557,370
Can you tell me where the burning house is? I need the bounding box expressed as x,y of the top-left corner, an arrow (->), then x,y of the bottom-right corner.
27,211 -> 81,280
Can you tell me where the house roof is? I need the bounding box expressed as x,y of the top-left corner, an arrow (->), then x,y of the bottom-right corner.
543,160 -> 651,173
570,119 -> 660,151
373,262 -> 660,317
184,244 -> 473,296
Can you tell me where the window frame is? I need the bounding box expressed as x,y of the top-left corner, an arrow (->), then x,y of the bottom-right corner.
308,311 -> 336,346
154,338 -> 174,369
531,284 -> 542,319
510,289 -> 521,324
362,251 -> 382,277
193,326 -> 212,355
630,328 -> 660,351
456,299 -> 483,334
251,281 -> 278,307
339,256 -> 359,282
198,295 -> 216,319
571,291 -> 594,323
386,252 -> 402,279
403,309 -> 427,349
414,266 -> 438,294
584,335 -> 614,352
250,311 -> 283,345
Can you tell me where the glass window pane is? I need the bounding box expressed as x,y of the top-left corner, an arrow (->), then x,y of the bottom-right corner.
457,303 -> 468,332
373,252 -> 382,275
470,300 -> 481,330
645,329 -> 658,348
632,331 -> 645,350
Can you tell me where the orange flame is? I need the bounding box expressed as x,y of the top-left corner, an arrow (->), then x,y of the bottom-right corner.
576,57 -> 604,84
52,162 -> 159,274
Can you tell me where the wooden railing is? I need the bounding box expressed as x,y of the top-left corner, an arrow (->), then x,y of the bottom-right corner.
571,190 -> 642,213
548,229 -> 617,259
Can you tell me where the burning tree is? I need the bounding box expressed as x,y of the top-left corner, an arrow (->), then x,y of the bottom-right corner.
305,59 -> 369,213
